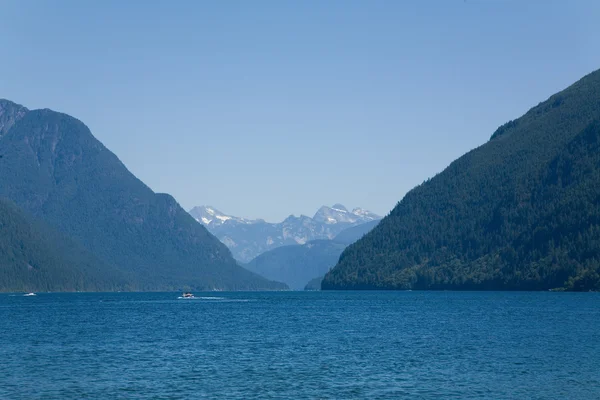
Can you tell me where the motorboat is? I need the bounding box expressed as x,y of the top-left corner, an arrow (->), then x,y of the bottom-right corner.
23,292 -> 36,296
178,292 -> 195,299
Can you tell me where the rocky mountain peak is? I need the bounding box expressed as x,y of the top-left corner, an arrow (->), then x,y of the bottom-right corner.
189,203 -> 381,262
331,204 -> 348,212
313,204 -> 378,225
0,99 -> 28,137
189,205 -> 253,226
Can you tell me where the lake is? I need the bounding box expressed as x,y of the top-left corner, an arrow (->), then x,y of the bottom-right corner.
1,291 -> 598,399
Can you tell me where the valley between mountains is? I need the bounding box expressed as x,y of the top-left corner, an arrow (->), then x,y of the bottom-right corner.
2,68 -> 600,292
189,205 -> 381,289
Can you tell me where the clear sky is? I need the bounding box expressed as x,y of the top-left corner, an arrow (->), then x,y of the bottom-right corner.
1,1 -> 599,222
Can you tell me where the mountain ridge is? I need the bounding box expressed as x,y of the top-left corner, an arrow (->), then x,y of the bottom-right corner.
0,99 -> 28,137
189,204 -> 380,262
243,219 -> 380,290
323,68 -> 600,291
0,100 -> 285,291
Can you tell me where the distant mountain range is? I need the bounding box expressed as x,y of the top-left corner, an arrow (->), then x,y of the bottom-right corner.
323,68 -> 600,292
244,219 -> 380,290
189,204 -> 380,262
0,99 -> 285,292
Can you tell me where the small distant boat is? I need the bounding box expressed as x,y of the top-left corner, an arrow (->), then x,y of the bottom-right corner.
23,292 -> 36,297
178,292 -> 195,299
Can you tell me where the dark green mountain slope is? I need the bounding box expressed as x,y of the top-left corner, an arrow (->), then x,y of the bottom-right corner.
0,198 -> 127,292
0,101 -> 285,291
244,240 -> 346,290
323,69 -> 600,291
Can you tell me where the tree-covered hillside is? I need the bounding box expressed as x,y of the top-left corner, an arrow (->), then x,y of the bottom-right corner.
0,101 -> 285,291
323,69 -> 600,291
0,198 -> 128,292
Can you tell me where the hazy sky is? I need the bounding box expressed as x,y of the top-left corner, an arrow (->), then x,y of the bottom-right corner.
1,1 -> 599,222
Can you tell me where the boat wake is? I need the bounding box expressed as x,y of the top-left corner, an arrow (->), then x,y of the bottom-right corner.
177,296 -> 226,300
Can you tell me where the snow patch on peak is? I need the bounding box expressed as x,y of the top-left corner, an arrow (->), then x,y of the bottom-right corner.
188,203 -> 382,262
331,203 -> 348,212
294,236 -> 307,245
189,205 -> 256,227
350,208 -> 380,221
221,237 -> 237,248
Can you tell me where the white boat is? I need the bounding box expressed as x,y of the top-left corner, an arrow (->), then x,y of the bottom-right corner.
23,292 -> 36,296
178,292 -> 195,299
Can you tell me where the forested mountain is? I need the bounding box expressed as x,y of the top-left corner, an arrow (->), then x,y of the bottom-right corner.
190,204 -> 379,262
0,100 -> 285,291
323,69 -> 600,292
0,198 -> 127,292
244,220 -> 380,290
244,240 -> 346,290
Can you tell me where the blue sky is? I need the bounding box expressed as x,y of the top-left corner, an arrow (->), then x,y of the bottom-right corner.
1,1 -> 599,222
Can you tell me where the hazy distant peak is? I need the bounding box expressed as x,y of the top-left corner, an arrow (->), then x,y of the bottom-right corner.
313,204 -> 380,225
351,207 -> 381,219
189,205 -> 254,226
331,203 -> 348,213
189,203 -> 381,262
203,206 -> 223,216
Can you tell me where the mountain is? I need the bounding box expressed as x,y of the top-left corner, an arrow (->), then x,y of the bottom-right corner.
323,69 -> 600,292
304,276 -> 324,291
332,219 -> 380,245
0,100 -> 27,136
244,240 -> 346,290
0,198 -> 127,292
0,99 -> 286,291
189,204 -> 380,262
244,220 -> 380,290
188,205 -> 254,227
313,203 -> 380,225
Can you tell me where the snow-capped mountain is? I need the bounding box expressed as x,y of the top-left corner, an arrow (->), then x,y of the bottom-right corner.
188,206 -> 255,227
189,204 -> 380,263
313,203 -> 380,225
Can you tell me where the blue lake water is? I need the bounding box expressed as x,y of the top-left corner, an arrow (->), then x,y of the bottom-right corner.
1,291 -> 599,399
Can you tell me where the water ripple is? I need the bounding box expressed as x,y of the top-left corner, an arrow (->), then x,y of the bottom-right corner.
0,291 -> 599,399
